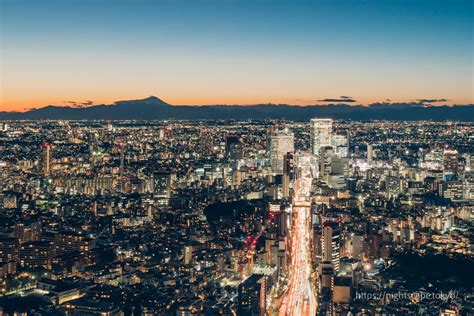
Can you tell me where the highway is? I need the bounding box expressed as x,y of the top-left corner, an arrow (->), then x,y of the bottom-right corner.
279,154 -> 316,316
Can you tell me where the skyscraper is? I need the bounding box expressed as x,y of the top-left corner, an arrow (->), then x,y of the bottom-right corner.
332,131 -> 349,158
42,142 -> 51,177
270,128 -> 294,174
367,143 -> 373,164
119,143 -> 125,178
283,152 -> 296,181
282,152 -> 295,198
318,146 -> 335,180
322,220 -> 341,273
443,148 -> 459,177
310,118 -> 333,156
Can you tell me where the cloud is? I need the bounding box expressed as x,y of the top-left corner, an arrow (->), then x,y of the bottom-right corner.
368,102 -> 425,108
318,96 -> 356,103
417,98 -> 448,103
62,100 -> 95,108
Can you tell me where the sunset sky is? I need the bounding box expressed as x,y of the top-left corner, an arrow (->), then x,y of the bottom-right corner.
1,0 -> 473,111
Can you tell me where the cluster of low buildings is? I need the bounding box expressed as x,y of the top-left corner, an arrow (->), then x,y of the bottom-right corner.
0,119 -> 471,315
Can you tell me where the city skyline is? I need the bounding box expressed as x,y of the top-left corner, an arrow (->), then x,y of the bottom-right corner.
0,0 -> 473,315
1,0 -> 473,111
0,119 -> 472,315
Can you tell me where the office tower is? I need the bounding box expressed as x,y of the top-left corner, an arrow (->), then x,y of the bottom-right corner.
443,149 -> 459,177
42,142 -> 51,176
332,131 -> 349,158
269,128 -> 294,174
322,221 -> 341,273
119,143 -> 125,178
283,152 -> 296,180
310,118 -> 333,156
318,146 -> 334,180
226,136 -> 243,161
238,274 -> 267,316
367,143 -> 373,163
325,154 -> 349,189
282,152 -> 295,198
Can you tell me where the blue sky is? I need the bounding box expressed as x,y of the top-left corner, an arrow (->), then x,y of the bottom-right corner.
1,0 -> 472,110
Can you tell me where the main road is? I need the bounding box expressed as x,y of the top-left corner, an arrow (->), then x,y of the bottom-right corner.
279,154 -> 317,316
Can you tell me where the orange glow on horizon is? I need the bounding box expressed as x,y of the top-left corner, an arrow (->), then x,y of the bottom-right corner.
1,94 -> 472,112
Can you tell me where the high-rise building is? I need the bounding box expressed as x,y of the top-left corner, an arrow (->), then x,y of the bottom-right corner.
282,152 -> 295,198
443,149 -> 459,177
19,241 -> 52,269
310,118 -> 333,156
238,274 -> 267,316
42,142 -> 51,177
367,143 -> 373,163
119,143 -> 125,178
226,136 -> 243,161
270,128 -> 294,174
283,152 -> 296,180
318,262 -> 335,315
332,131 -> 349,158
322,221 -> 341,273
318,146 -> 334,180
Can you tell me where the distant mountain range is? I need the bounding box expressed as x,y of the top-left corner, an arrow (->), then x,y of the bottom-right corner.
1,96 -> 473,121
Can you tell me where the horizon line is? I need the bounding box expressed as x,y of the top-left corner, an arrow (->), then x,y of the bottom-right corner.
3,95 -> 474,113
